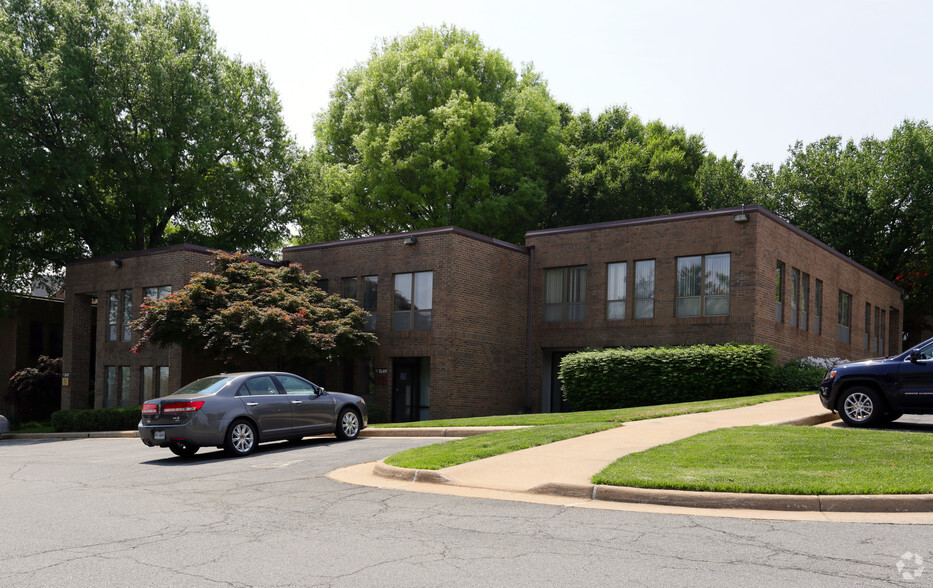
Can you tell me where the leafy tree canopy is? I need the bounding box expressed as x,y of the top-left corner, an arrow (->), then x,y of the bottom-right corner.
132,253 -> 377,368
0,0 -> 297,296
299,25 -> 565,244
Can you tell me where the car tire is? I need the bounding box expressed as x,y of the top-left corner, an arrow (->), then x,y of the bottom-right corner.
169,442 -> 199,457
335,407 -> 361,441
224,419 -> 258,456
838,386 -> 884,427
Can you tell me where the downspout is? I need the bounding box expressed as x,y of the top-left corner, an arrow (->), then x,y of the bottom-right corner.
525,245 -> 535,413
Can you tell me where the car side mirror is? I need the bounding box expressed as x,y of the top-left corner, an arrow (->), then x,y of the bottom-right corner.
909,348 -> 922,363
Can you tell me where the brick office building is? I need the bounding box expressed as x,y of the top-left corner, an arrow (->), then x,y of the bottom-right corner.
60,206 -> 904,420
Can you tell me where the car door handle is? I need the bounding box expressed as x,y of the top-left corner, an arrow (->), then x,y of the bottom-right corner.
291,400 -> 302,404
245,402 -> 258,406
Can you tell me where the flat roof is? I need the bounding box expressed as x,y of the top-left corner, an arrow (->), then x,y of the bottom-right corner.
67,244 -> 280,267
283,226 -> 529,255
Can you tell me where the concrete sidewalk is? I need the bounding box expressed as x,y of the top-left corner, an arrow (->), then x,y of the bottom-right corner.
331,395 -> 933,521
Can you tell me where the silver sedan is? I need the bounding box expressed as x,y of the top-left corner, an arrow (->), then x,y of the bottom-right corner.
138,372 -> 367,457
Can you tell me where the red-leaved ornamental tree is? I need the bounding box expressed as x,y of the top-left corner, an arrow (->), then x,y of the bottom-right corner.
132,253 -> 377,368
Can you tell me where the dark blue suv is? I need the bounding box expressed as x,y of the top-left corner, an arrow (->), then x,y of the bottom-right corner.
820,337 -> 933,427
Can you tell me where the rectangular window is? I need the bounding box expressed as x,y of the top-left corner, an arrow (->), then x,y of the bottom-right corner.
838,290 -> 852,344
341,277 -> 358,300
142,366 -> 154,401
363,275 -> 378,331
790,269 -> 799,327
317,278 -> 329,293
800,273 -> 809,331
121,289 -> 133,341
775,261 -> 785,323
865,303 -> 872,351
105,366 -> 117,407
119,366 -> 131,406
606,262 -> 627,320
676,253 -> 730,317
106,291 -> 118,341
393,271 -> 433,330
544,266 -> 587,322
143,285 -> 172,301
880,309 -> 886,356
634,260 -> 655,319
159,366 -> 170,397
874,306 -> 881,354
814,279 -> 823,335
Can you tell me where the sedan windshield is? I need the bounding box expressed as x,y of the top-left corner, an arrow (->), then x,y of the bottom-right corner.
170,376 -> 234,396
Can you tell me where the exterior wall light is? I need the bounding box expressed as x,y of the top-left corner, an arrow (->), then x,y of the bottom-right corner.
733,212 -> 749,223
403,236 -> 418,246
110,259 -> 123,268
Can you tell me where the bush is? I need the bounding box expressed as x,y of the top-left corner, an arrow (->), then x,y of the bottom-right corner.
51,406 -> 141,432
559,344 -> 776,411
7,356 -> 62,422
769,357 -> 846,392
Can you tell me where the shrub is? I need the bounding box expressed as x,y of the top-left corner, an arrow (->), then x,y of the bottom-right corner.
51,407 -> 141,432
559,344 -> 776,411
769,357 -> 847,392
7,356 -> 62,422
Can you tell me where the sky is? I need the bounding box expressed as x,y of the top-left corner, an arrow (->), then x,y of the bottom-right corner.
197,0 -> 933,167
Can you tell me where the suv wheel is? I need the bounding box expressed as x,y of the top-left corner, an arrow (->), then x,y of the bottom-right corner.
838,386 -> 883,427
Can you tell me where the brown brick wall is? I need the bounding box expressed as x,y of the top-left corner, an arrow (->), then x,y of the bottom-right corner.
62,246 -> 216,408
284,229 -> 530,420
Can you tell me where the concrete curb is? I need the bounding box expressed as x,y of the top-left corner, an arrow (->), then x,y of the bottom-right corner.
373,460 -> 933,513
361,426 -> 525,438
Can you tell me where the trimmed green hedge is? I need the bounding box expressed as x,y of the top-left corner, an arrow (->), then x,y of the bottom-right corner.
51,406 -> 142,432
559,344 -> 776,411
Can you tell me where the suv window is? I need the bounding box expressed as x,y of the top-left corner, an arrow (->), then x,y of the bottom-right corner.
914,342 -> 933,360
277,375 -> 319,395
240,376 -> 279,396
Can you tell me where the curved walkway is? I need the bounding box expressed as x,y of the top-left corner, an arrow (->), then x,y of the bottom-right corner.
329,395 -> 933,523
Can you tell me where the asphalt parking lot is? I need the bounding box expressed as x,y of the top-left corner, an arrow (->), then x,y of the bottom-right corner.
4,434 -> 933,587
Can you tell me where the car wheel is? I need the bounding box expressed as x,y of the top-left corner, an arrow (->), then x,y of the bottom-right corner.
169,442 -> 199,457
335,407 -> 360,441
224,419 -> 258,456
838,386 -> 883,427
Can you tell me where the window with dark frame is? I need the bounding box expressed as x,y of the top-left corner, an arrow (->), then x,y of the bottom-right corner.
121,289 -> 133,341
676,253 -> 730,317
143,285 -> 172,301
606,262 -> 627,320
865,302 -> 872,350
363,275 -> 378,331
838,290 -> 852,344
106,291 -> 118,341
874,306 -> 881,354
790,269 -> 799,328
393,271 -> 433,330
880,309 -> 886,355
544,266 -> 587,322
634,260 -> 655,319
814,279 -> 823,335
341,277 -> 357,300
800,273 -> 809,331
775,261 -> 785,323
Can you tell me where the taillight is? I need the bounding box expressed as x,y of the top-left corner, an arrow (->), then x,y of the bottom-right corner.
141,403 -> 159,415
162,400 -> 206,413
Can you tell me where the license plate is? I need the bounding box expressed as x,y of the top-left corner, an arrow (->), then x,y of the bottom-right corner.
154,431 -> 165,441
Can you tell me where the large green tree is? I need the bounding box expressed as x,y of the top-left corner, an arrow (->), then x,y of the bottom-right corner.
300,25 -> 565,244
132,253 -> 377,368
0,0 -> 296,296
548,105 -> 709,227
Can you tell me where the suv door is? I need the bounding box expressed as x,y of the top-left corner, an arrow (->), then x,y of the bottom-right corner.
236,375 -> 292,436
897,341 -> 933,409
276,374 -> 335,435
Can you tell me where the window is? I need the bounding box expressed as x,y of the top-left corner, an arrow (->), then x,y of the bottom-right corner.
363,275 -> 378,331
880,309 -> 886,356
341,277 -> 357,300
241,376 -> 279,396
119,366 -> 130,406
874,306 -> 881,354
544,266 -> 586,322
634,260 -> 655,319
775,261 -> 785,323
606,262 -> 627,320
676,254 -> 730,317
121,289 -> 133,341
317,278 -> 329,293
394,271 -> 433,330
790,269 -> 799,327
142,366 -> 170,400
143,285 -> 172,301
105,366 -> 117,407
106,291 -> 118,341
814,279 -> 823,335
800,273 -> 809,331
278,374 -> 318,394
838,290 -> 852,344
865,303 -> 872,351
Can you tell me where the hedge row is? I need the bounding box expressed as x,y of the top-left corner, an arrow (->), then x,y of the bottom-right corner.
51,406 -> 142,432
559,344 -> 776,411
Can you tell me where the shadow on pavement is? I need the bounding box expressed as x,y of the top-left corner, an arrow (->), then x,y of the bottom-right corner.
140,436 -> 342,466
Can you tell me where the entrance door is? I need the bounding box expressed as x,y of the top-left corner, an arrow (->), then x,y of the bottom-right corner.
392,359 -> 425,422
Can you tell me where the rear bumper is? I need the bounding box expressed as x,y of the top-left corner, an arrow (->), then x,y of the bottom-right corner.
138,421 -> 223,448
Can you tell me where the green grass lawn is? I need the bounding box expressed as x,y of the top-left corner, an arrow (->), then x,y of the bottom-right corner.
380,392 -> 810,470
593,426 -> 933,495
373,392 -> 808,427
384,423 -> 617,470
